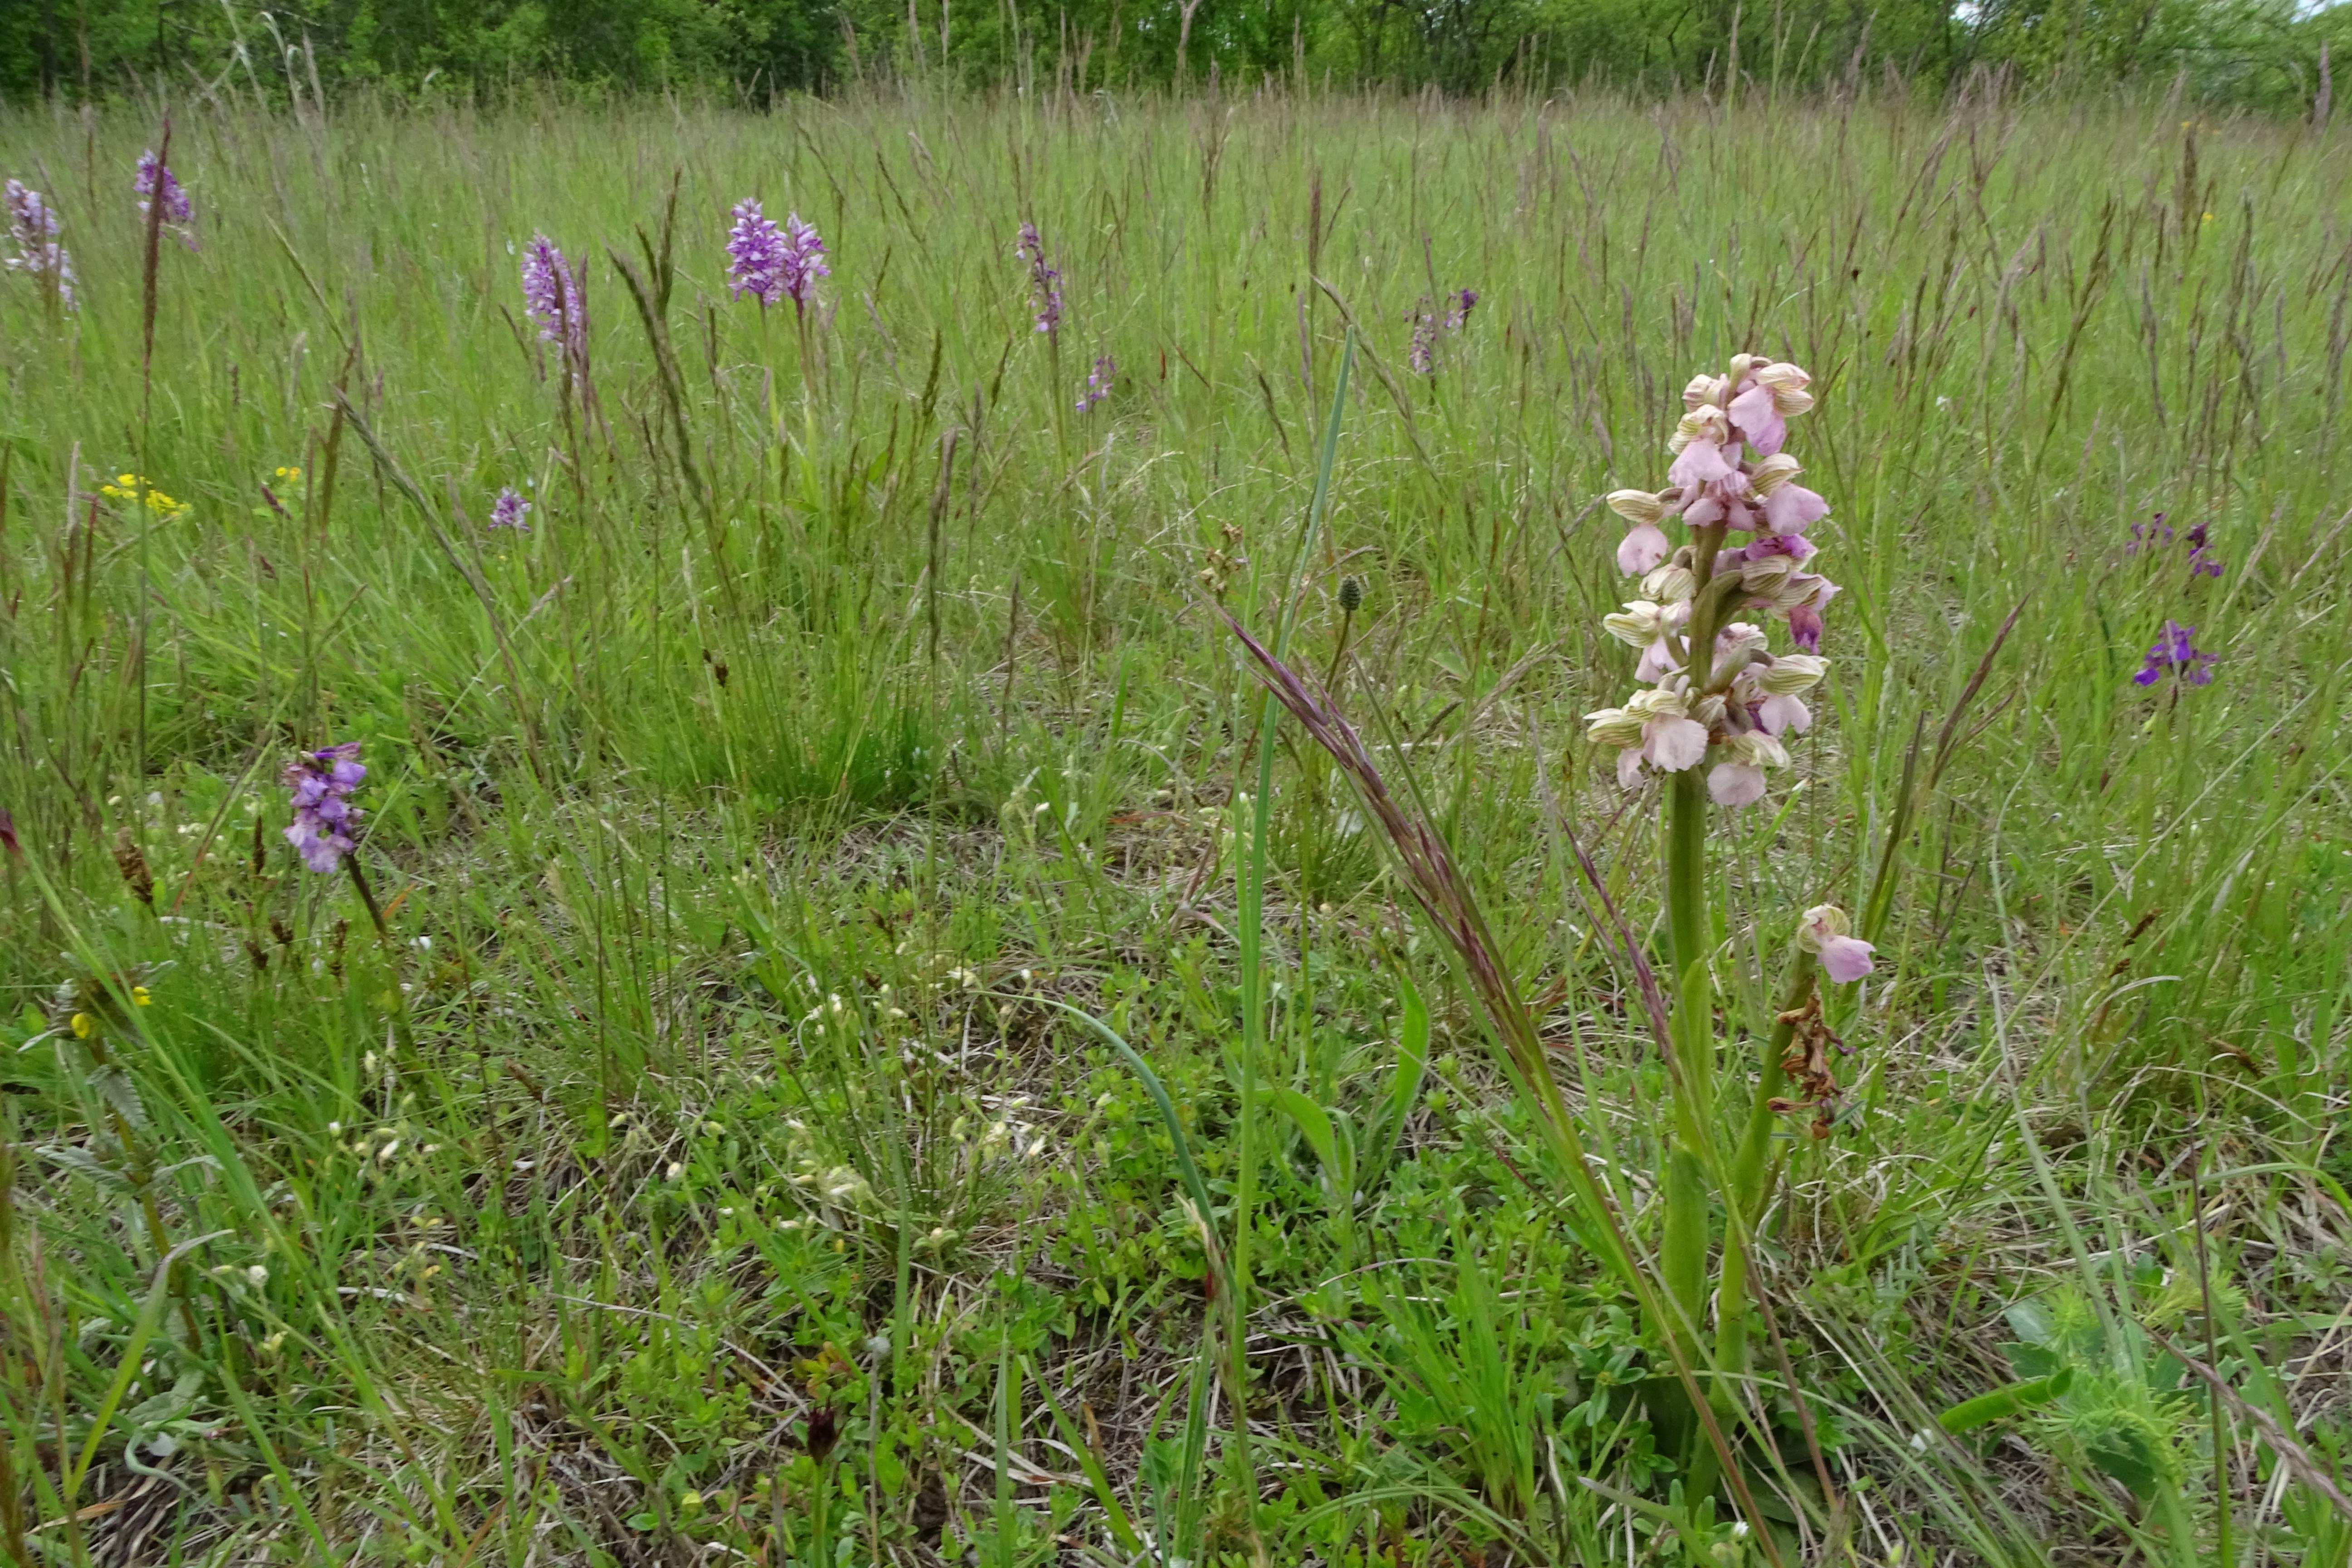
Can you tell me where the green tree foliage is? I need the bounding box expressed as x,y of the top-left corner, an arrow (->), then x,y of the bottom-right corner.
1,0 -> 2347,112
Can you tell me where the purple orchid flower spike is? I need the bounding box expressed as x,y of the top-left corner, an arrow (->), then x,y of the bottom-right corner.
1076,354 -> 1115,412
1016,221 -> 1062,334
284,743 -> 366,873
4,179 -> 76,309
727,199 -> 789,305
2182,520 -> 2223,578
2133,620 -> 2217,688
1408,288 -> 1480,374
490,487 -> 532,532
135,151 -> 196,248
520,235 -> 591,378
780,212 -> 829,314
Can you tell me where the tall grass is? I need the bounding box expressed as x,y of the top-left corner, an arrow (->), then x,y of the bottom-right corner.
1,77 -> 2349,1564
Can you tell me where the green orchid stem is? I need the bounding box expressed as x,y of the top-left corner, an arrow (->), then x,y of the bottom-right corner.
342,853 -> 421,1063
1662,542 -> 1730,1498
1714,951 -> 1820,1393
1661,766 -> 1715,1390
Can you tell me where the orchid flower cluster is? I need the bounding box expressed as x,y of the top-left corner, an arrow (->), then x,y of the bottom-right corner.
135,151 -> 196,248
490,486 -> 532,532
1076,354 -> 1115,413
4,179 -> 76,310
727,199 -> 828,314
2133,619 -> 2216,687
1016,221 -> 1062,335
520,235 -> 588,366
2128,510 -> 2223,578
284,743 -> 365,873
780,213 -> 829,307
1585,355 -> 1840,809
1407,287 -> 1478,374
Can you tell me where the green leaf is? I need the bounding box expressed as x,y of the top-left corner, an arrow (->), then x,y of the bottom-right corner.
39,1144 -> 136,1192
1361,972 -> 1430,1195
872,1435 -> 906,1495
88,1062 -> 150,1131
124,1370 -> 206,1431
1030,1357 -> 1144,1554
1036,999 -> 1231,1306
2084,1418 -> 2170,1499
1264,1087 -> 1345,1193
1937,1366 -> 2074,1434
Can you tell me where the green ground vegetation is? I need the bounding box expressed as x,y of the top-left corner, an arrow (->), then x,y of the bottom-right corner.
2,82 -> 2352,1565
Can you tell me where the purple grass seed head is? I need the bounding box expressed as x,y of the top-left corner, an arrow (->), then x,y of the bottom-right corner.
283,743 -> 365,873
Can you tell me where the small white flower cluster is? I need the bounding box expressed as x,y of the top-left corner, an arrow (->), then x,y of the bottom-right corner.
326,1119 -> 441,1176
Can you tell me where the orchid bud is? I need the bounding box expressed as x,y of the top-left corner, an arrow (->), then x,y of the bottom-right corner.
1682,373 -> 1727,410
1761,571 -> 1832,612
1642,559 -> 1698,604
1584,706 -> 1645,748
1727,352 -> 1761,384
1759,654 -> 1828,694
1625,687 -> 1690,720
1740,554 -> 1798,593
1607,488 -> 1666,524
1724,730 -> 1789,769
1669,406 -> 1730,454
1748,452 -> 1803,495
1603,601 -> 1674,648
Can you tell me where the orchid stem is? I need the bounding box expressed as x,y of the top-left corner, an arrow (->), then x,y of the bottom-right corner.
342,853 -> 418,1057
1661,767 -> 1715,1372
1714,950 -> 1818,1394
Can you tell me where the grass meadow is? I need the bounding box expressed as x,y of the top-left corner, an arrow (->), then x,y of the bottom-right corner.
2,77 -> 2352,1567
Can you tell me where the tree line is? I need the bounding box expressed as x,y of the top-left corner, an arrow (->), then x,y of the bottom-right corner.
1,0 -> 2344,113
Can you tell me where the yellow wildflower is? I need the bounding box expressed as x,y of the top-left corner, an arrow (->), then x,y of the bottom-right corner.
98,473 -> 189,520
